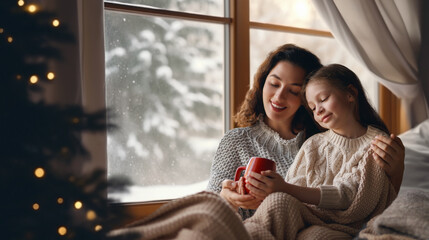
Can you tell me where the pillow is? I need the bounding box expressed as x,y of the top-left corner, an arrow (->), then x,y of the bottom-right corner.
398,118 -> 429,192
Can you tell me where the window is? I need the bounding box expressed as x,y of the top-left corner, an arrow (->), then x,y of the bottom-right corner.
104,1 -> 228,202
104,0 -> 380,205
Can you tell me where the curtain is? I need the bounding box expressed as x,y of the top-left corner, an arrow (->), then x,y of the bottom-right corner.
313,0 -> 429,127
42,0 -> 106,174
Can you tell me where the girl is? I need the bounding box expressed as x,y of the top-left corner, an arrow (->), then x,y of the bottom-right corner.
207,44 -> 404,220
244,64 -> 397,238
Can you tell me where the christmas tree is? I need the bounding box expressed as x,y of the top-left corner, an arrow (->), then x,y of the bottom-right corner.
0,1 -> 132,239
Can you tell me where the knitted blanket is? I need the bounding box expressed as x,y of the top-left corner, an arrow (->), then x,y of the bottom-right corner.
358,188 -> 429,240
108,191 -> 250,240
108,153 -> 396,239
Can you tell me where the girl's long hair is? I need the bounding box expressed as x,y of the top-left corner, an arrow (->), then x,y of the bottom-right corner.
302,64 -> 390,134
234,44 -> 323,139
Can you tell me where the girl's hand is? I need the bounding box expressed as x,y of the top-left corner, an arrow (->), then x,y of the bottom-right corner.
220,179 -> 262,210
371,134 -> 405,193
246,170 -> 286,200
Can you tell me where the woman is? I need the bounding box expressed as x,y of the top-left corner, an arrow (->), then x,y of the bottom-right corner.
206,44 -> 405,220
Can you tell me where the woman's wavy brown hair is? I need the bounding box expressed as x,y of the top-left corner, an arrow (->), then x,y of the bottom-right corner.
234,44 -> 323,139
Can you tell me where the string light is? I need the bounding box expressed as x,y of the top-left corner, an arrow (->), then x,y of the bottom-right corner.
16,75 -> 22,80
52,19 -> 60,27
0,28 -> 4,34
27,4 -> 38,13
86,210 -> 96,220
29,75 -> 38,84
61,147 -> 69,153
94,225 -> 102,232
47,72 -> 55,80
74,201 -> 83,209
17,0 -> 25,7
34,167 -> 45,178
57,197 -> 64,204
58,226 -> 67,236
7,36 -> 13,43
32,203 -> 40,210
72,117 -> 80,124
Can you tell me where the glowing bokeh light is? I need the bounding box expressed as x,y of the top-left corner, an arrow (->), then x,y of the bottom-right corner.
32,203 -> 40,210
86,210 -> 96,220
74,201 -> 83,209
95,225 -> 102,231
52,19 -> 60,27
27,4 -> 37,13
18,0 -> 25,6
34,167 -> 45,178
58,226 -> 67,236
47,72 -> 55,80
30,75 -> 38,84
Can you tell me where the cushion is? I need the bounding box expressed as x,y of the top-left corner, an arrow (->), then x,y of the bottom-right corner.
398,119 -> 429,192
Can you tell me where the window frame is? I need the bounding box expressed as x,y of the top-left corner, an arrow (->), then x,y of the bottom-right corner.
104,0 -> 406,225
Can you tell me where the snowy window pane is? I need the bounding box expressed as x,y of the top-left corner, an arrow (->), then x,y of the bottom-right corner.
105,0 -> 225,17
250,0 -> 329,31
105,10 -> 225,202
250,29 -> 379,111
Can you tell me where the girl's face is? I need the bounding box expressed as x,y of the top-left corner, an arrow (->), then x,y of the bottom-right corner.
262,61 -> 306,131
305,80 -> 358,135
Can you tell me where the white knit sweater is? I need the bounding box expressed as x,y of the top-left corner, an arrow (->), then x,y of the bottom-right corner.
286,125 -> 388,209
206,118 -> 305,219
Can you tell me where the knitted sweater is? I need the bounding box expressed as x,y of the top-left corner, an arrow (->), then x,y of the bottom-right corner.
109,126 -> 397,240
206,118 -> 305,219
243,126 -> 398,239
286,126 -> 390,209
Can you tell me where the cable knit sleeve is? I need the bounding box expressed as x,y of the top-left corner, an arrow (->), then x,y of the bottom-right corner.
318,152 -> 364,210
206,129 -> 251,193
285,142 -> 311,186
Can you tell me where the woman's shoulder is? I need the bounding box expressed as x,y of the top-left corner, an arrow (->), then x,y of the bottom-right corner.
223,126 -> 251,138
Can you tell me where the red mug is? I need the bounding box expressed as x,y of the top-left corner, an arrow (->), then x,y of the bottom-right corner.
234,157 -> 276,194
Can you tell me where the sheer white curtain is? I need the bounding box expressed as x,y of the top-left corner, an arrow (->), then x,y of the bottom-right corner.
43,0 -> 106,173
313,0 -> 429,127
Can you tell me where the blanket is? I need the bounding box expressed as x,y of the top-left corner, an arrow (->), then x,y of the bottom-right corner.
358,188 -> 429,240
108,151 -> 396,239
108,191 -> 250,240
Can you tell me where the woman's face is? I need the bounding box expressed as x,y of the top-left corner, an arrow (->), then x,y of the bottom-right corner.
262,61 -> 306,131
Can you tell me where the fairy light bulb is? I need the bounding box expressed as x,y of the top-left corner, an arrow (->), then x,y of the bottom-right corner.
18,0 -> 25,6
86,210 -> 96,220
7,36 -> 13,43
52,19 -> 60,27
30,75 -> 38,84
74,201 -> 83,209
33,203 -> 40,210
47,72 -> 55,80
0,28 -> 4,34
58,226 -> 67,236
27,4 -> 37,13
34,167 -> 45,178
57,197 -> 64,204
95,225 -> 102,232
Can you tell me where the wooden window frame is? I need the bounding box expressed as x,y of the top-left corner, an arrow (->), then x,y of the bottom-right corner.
105,0 -> 406,226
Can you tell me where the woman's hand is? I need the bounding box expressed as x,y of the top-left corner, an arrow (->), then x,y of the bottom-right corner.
246,170 -> 286,200
371,134 -> 405,193
220,179 -> 262,210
